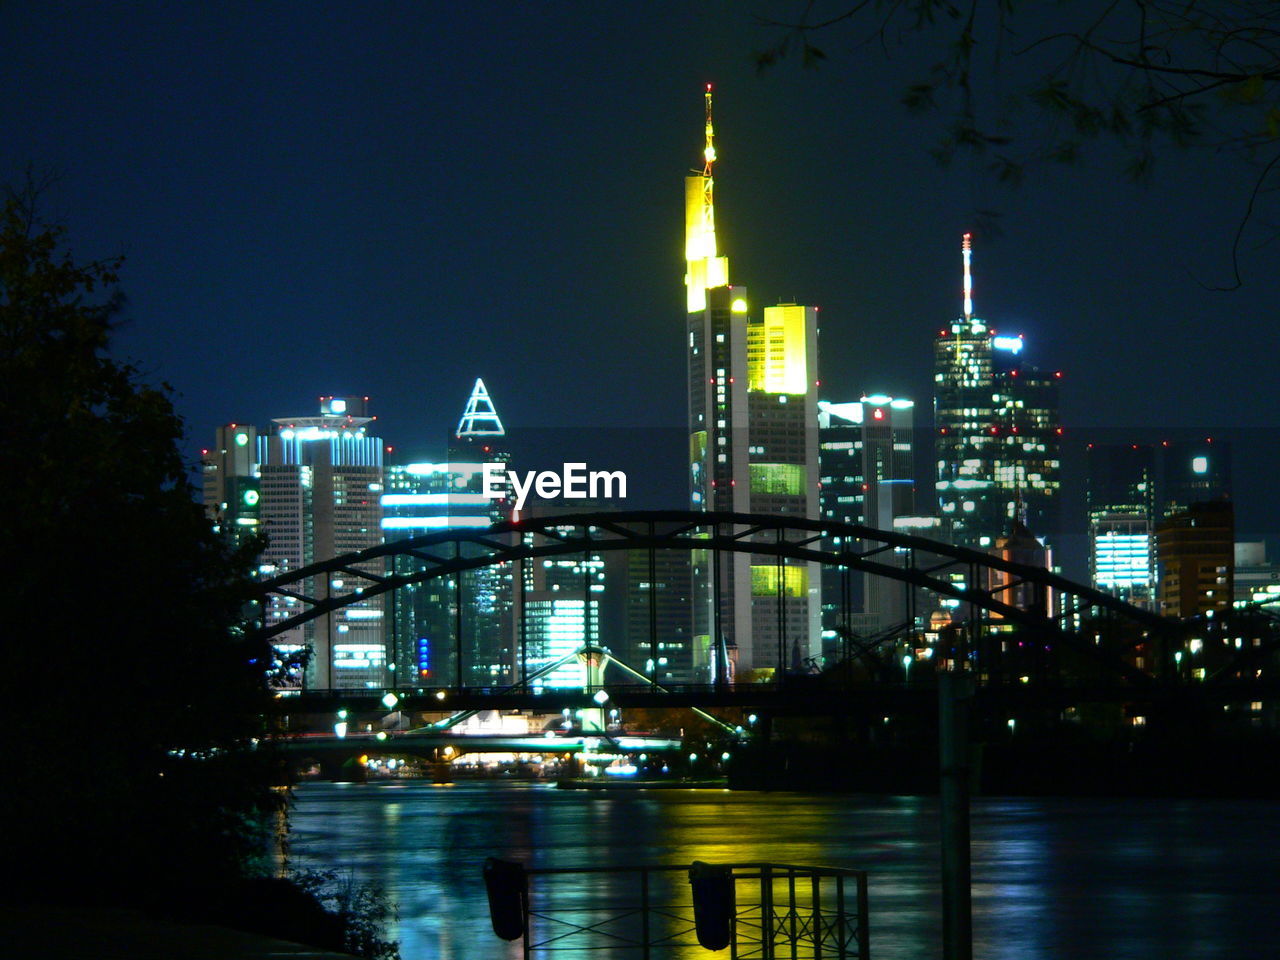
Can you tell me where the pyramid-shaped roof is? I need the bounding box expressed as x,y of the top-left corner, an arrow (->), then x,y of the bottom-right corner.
456,377 -> 505,438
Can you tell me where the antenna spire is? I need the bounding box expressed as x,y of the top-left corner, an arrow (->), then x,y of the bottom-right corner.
703,83 -> 716,176
962,232 -> 974,322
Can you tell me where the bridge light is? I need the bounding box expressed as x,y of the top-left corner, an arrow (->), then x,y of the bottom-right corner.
336,709 -> 348,720
333,721 -> 348,738
382,692 -> 400,710
747,714 -> 758,725
375,731 -> 388,741
435,690 -> 447,701
592,689 -> 610,705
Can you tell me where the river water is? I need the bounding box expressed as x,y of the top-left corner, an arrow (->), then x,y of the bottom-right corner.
289,781 -> 1280,959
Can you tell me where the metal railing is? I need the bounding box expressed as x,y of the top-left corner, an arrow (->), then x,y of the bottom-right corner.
512,861 -> 869,959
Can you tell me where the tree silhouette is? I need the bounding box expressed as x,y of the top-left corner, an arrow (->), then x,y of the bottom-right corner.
0,180 -> 280,903
757,1 -> 1280,285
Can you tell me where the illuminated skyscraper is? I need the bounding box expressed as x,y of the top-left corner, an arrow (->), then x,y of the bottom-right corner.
202,423 -> 261,549
1160,439 -> 1231,517
818,396 -> 916,640
255,396 -> 385,690
381,378 -> 514,688
934,236 -> 1061,551
684,86 -> 820,675
1087,444 -> 1156,607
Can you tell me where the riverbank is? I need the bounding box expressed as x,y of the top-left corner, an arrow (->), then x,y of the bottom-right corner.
0,906 -> 356,959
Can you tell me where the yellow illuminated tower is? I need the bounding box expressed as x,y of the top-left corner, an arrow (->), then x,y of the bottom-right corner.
685,86 -> 820,678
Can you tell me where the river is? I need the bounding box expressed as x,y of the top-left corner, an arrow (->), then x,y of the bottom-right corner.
289,781 -> 1280,959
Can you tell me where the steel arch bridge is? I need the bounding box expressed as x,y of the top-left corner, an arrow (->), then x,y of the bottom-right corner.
255,510 -> 1171,688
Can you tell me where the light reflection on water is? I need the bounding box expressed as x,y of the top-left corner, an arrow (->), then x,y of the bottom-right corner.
288,783 -> 1280,960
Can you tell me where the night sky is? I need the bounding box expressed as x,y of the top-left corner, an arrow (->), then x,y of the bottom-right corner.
5,3 -> 1278,562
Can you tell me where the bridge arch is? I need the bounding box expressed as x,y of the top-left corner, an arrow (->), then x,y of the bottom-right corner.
256,510 -> 1165,684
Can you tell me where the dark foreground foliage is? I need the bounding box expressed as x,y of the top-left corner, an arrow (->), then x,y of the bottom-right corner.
0,185 -> 397,957
178,871 -> 399,960
0,182 -> 277,900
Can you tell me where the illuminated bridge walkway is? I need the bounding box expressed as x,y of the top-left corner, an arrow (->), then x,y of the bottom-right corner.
256,510 -> 1276,715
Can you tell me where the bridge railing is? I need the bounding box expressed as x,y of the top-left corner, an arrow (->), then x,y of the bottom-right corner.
505,861 -> 869,959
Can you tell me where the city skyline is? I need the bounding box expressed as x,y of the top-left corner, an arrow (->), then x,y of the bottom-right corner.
4,4 -> 1277,543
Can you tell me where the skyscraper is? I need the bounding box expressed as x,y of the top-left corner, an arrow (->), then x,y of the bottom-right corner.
1086,444 -> 1156,607
934,235 -> 1061,551
684,86 -> 820,676
1156,500 -> 1234,618
256,396 -> 385,690
818,396 -> 916,640
1160,438 -> 1231,517
202,423 -> 261,549
380,378 -> 514,688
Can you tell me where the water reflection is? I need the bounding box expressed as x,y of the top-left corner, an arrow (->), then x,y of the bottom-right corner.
289,783 -> 1280,960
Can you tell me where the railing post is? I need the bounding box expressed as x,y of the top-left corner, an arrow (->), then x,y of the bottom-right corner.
856,872 -> 869,960
939,672 -> 973,960
762,864 -> 774,960
835,873 -> 846,960
788,867 -> 798,959
812,873 -> 823,959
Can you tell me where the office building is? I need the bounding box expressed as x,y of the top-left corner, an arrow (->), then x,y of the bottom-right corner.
1234,541 -> 1280,613
381,378 -> 514,688
623,549 -> 695,682
1160,439 -> 1231,517
818,396 -> 916,642
934,235 -> 1061,551
684,86 -> 820,675
1156,500 -> 1234,618
202,423 -> 261,549
1086,444 -> 1156,607
220,399 -> 384,691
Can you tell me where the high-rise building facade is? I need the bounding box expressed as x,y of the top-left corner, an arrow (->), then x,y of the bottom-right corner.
818,397 -> 916,641
241,396 -> 386,690
684,87 -> 820,676
934,236 -> 1061,551
623,549 -> 695,682
1234,541 -> 1280,613
381,379 -> 514,688
1160,439 -> 1231,517
1156,500 -> 1234,618
202,423 -> 261,549
1086,444 -> 1156,607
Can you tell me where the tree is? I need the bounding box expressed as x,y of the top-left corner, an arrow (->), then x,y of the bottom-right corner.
0,182 -> 280,902
756,1 -> 1280,285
